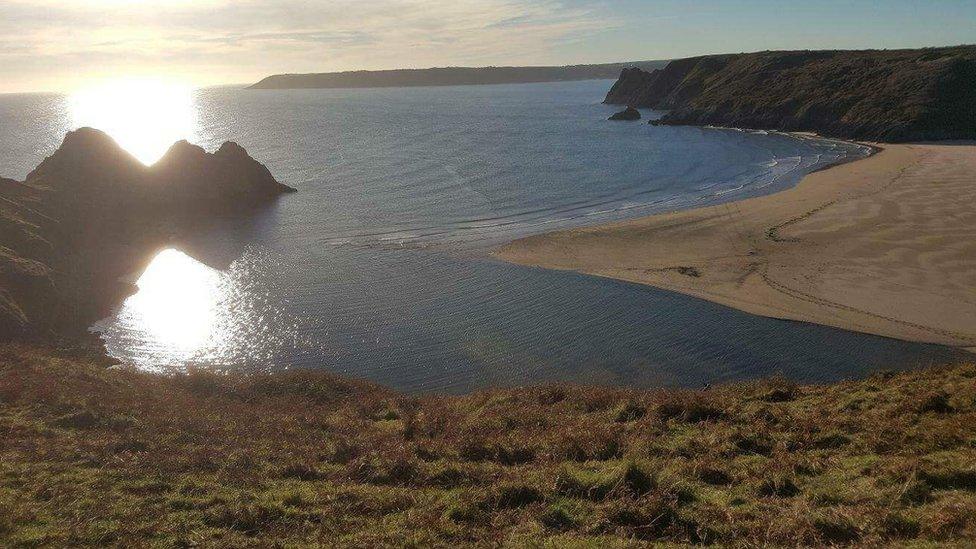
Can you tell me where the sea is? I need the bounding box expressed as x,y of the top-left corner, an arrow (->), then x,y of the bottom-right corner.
0,79 -> 963,393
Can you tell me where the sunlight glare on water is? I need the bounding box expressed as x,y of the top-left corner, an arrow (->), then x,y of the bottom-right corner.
102,247 -> 300,371
123,249 -> 224,363
69,78 -> 197,165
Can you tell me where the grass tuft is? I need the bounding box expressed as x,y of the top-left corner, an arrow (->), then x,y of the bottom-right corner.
490,484 -> 544,509
656,394 -> 726,423
919,391 -> 955,414
813,511 -> 861,544
613,400 -> 646,423
539,503 -> 577,531
280,463 -> 325,481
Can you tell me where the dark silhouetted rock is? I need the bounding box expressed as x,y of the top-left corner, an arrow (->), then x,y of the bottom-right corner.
0,128 -> 294,340
605,46 -> 976,142
609,107 -> 641,121
604,67 -> 659,107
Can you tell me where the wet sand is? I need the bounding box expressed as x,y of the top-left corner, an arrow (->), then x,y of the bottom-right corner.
496,142 -> 976,351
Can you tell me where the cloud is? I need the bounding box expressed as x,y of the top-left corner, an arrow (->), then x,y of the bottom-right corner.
0,0 -> 617,92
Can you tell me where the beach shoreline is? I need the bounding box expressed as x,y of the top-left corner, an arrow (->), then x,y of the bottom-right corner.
495,141 -> 976,351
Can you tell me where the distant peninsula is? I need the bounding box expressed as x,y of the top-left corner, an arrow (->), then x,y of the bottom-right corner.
605,45 -> 976,142
0,128 -> 293,341
249,61 -> 669,90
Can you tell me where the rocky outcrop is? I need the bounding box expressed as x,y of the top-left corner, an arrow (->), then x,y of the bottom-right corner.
151,140 -> 295,205
605,46 -> 976,142
608,107 -> 641,121
0,128 -> 294,340
604,68 -> 660,108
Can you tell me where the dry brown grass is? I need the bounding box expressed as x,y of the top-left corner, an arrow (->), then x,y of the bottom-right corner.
1,343 -> 974,547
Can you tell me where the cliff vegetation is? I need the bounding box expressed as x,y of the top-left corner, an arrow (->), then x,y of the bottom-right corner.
605,46 -> 976,142
1,345 -> 973,546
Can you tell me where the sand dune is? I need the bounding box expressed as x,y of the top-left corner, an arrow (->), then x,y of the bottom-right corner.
496,142 -> 976,350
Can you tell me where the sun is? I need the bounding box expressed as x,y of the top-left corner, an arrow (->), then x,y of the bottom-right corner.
68,77 -> 197,165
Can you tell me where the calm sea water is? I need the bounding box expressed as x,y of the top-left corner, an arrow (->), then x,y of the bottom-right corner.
0,80 -> 964,393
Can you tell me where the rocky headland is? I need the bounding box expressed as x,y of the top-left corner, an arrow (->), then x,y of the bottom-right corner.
0,128 -> 294,341
605,46 -> 976,142
249,61 -> 669,90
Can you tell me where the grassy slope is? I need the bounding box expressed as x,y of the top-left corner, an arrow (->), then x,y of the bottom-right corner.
1,344 -> 974,547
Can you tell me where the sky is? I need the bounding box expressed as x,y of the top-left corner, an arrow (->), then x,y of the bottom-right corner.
1,0 -> 975,93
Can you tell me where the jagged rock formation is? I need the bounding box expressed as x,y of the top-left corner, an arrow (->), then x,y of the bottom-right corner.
249,61 -> 669,89
608,107 -> 641,121
605,46 -> 976,142
0,128 -> 294,340
604,67 -> 660,107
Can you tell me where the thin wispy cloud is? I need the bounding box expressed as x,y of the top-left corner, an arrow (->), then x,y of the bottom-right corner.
7,0 -> 973,93
0,0 -> 617,92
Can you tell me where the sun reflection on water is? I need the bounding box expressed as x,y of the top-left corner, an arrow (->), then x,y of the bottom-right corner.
99,247 -> 308,371
123,249 -> 224,361
69,78 -> 197,165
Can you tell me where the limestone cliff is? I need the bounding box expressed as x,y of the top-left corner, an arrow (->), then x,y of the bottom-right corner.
605,46 -> 976,142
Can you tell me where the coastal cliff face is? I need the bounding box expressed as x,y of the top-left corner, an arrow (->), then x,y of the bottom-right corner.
0,128 -> 294,340
605,46 -> 976,142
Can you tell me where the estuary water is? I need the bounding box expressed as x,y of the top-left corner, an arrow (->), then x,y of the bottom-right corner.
0,80 -> 962,393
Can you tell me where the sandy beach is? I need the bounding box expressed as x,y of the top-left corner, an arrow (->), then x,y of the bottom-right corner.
496,142 -> 976,351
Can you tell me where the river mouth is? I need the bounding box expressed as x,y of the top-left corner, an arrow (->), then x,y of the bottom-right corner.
94,242 -> 967,394
2,80 -> 964,393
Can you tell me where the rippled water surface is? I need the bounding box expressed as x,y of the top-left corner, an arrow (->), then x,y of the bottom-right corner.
0,81 -> 963,392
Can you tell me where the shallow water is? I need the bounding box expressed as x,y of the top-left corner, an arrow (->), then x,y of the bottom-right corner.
0,80 -> 964,393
